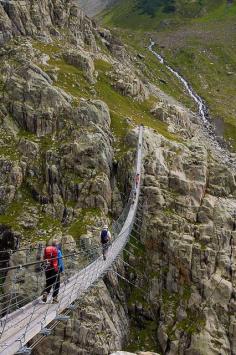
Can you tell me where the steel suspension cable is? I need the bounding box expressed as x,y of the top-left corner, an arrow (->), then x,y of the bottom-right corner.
0,245 -> 104,317
17,223 -> 136,343
0,125 -> 144,353
0,245 -> 101,294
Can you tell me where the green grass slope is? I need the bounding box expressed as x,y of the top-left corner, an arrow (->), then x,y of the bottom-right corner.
101,0 -> 236,150
101,0 -> 226,30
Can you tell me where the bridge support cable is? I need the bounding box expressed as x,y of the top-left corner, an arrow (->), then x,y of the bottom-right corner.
119,258 -> 147,280
28,269 -> 118,352
0,244 -> 105,304
127,241 -> 140,252
123,248 -> 136,258
2,222 -> 145,320
113,271 -> 149,299
134,214 -> 144,224
130,234 -> 142,244
0,126 -> 144,355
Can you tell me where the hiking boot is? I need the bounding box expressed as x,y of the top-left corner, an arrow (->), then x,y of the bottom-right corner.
52,297 -> 59,304
42,292 -> 48,303
103,255 -> 106,261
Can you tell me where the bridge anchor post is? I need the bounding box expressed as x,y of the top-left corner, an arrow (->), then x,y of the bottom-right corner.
16,346 -> 32,355
67,304 -> 77,311
40,328 -> 52,336
55,315 -> 70,321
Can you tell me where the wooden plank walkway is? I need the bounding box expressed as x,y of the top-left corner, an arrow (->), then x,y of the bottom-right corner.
0,126 -> 143,355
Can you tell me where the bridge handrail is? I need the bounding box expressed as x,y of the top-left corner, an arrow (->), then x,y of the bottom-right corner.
0,125 -> 143,355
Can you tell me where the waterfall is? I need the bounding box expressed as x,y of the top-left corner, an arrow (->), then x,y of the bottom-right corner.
148,41 -> 209,127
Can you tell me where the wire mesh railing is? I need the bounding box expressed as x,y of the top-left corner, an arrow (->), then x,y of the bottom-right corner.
0,125 -> 143,355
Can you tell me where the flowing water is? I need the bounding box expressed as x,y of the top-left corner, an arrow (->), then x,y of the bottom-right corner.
149,41 -> 209,126
148,41 -> 236,167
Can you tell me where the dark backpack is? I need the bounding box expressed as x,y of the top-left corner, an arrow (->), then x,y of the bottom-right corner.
101,229 -> 109,244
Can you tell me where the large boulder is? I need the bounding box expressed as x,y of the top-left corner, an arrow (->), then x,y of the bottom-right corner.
110,66 -> 149,102
63,50 -> 95,83
76,99 -> 111,130
4,63 -> 72,136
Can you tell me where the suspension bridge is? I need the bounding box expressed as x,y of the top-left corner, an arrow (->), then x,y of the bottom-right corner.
0,125 -> 144,355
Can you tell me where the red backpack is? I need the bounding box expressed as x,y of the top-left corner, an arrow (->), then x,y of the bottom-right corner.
44,246 -> 58,272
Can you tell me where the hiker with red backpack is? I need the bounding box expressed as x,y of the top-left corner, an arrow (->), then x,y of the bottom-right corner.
42,239 -> 64,303
100,225 -> 111,261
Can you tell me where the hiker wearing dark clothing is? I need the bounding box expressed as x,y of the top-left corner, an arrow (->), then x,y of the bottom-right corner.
100,225 -> 111,261
42,239 -> 63,304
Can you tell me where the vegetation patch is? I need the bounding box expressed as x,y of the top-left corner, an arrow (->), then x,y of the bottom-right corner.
0,145 -> 20,161
176,309 -> 206,335
100,0 -> 236,150
101,0 -> 228,29
95,60 -> 179,142
137,0 -> 176,17
162,39 -> 236,150
126,319 -> 158,352
0,186 -> 61,241
33,41 -> 61,55
35,42 -> 181,151
68,208 -> 101,239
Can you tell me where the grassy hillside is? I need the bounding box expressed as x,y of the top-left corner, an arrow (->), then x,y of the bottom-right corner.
101,0 -> 227,30
101,0 -> 236,150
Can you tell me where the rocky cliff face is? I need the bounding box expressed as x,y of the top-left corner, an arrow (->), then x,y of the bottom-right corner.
0,0 -> 143,353
0,0 -> 96,47
0,1 -> 235,355
0,0 -> 112,235
138,126 -> 236,354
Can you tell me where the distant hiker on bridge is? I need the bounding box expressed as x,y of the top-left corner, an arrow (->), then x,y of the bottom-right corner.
101,225 -> 112,261
42,239 -> 64,304
135,173 -> 140,188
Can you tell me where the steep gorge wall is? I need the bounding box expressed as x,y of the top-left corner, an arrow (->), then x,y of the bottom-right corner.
0,1 -> 235,354
0,0 -> 96,47
122,125 -> 236,354
0,1 -> 139,353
